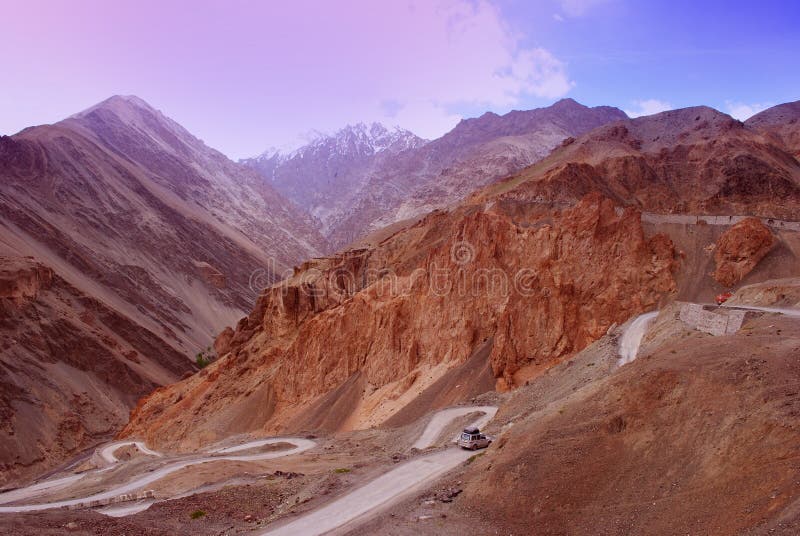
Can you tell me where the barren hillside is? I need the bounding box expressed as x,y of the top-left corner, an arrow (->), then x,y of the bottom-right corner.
0,96 -> 326,484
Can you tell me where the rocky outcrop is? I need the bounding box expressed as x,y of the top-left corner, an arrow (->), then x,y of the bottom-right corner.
213,326 -> 235,357
713,217 -> 775,287
120,194 -> 677,449
0,257 -> 53,300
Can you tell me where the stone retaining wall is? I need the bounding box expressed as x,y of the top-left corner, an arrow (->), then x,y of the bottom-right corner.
65,489 -> 155,510
679,303 -> 750,336
613,209 -> 800,232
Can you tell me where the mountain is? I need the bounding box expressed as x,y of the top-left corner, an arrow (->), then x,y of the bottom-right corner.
121,193 -> 677,450
746,100 -> 800,157
121,102 -> 800,453
244,99 -> 627,249
241,123 -> 427,235
478,103 -> 800,219
0,96 -> 325,485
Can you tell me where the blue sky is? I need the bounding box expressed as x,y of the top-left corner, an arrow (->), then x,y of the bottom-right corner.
1,0 -> 798,159
490,0 -> 800,118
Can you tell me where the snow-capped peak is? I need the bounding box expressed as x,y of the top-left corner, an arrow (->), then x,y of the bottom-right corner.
247,123 -> 427,164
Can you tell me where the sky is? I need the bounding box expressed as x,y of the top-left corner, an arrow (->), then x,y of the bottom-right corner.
1,0 -> 798,159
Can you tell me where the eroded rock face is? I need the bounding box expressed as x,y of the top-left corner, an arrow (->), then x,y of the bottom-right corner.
120,194 -> 677,449
713,217 -> 775,287
213,326 -> 235,356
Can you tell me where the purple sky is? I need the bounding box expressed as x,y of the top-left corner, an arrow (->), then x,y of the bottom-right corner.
2,0 -> 798,159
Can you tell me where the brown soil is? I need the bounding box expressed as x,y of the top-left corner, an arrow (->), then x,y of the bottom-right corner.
345,305 -> 800,536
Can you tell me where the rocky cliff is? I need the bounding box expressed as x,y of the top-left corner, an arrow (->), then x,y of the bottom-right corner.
121,193 -> 677,449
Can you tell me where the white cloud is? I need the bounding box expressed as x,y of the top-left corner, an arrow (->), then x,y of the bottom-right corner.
553,13 -> 565,22
383,99 -> 463,141
364,0 -> 575,139
624,99 -> 673,118
725,101 -> 773,121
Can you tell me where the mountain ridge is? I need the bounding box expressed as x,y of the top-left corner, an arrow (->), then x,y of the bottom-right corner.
0,94 -> 325,485
479,101 -> 800,219
244,99 -> 628,248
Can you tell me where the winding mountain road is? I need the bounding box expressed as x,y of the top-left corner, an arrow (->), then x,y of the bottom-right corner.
411,405 -> 497,450
619,304 -> 800,366
0,438 -> 316,513
98,441 -> 163,464
262,406 -> 497,536
0,405 -> 497,535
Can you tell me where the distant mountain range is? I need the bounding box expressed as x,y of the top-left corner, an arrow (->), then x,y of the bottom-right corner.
243,98 -> 628,248
478,104 -> 800,219
241,123 -> 427,237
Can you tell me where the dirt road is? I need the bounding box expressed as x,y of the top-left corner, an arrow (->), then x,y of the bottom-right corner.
262,406 -> 497,536
98,441 -> 163,464
0,438 -> 316,513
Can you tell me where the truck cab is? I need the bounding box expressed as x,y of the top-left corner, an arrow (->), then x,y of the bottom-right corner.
457,426 -> 492,450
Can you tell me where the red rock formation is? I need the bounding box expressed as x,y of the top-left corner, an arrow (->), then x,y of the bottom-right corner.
478,105 -> 800,220
120,194 -> 677,449
713,217 -> 776,287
